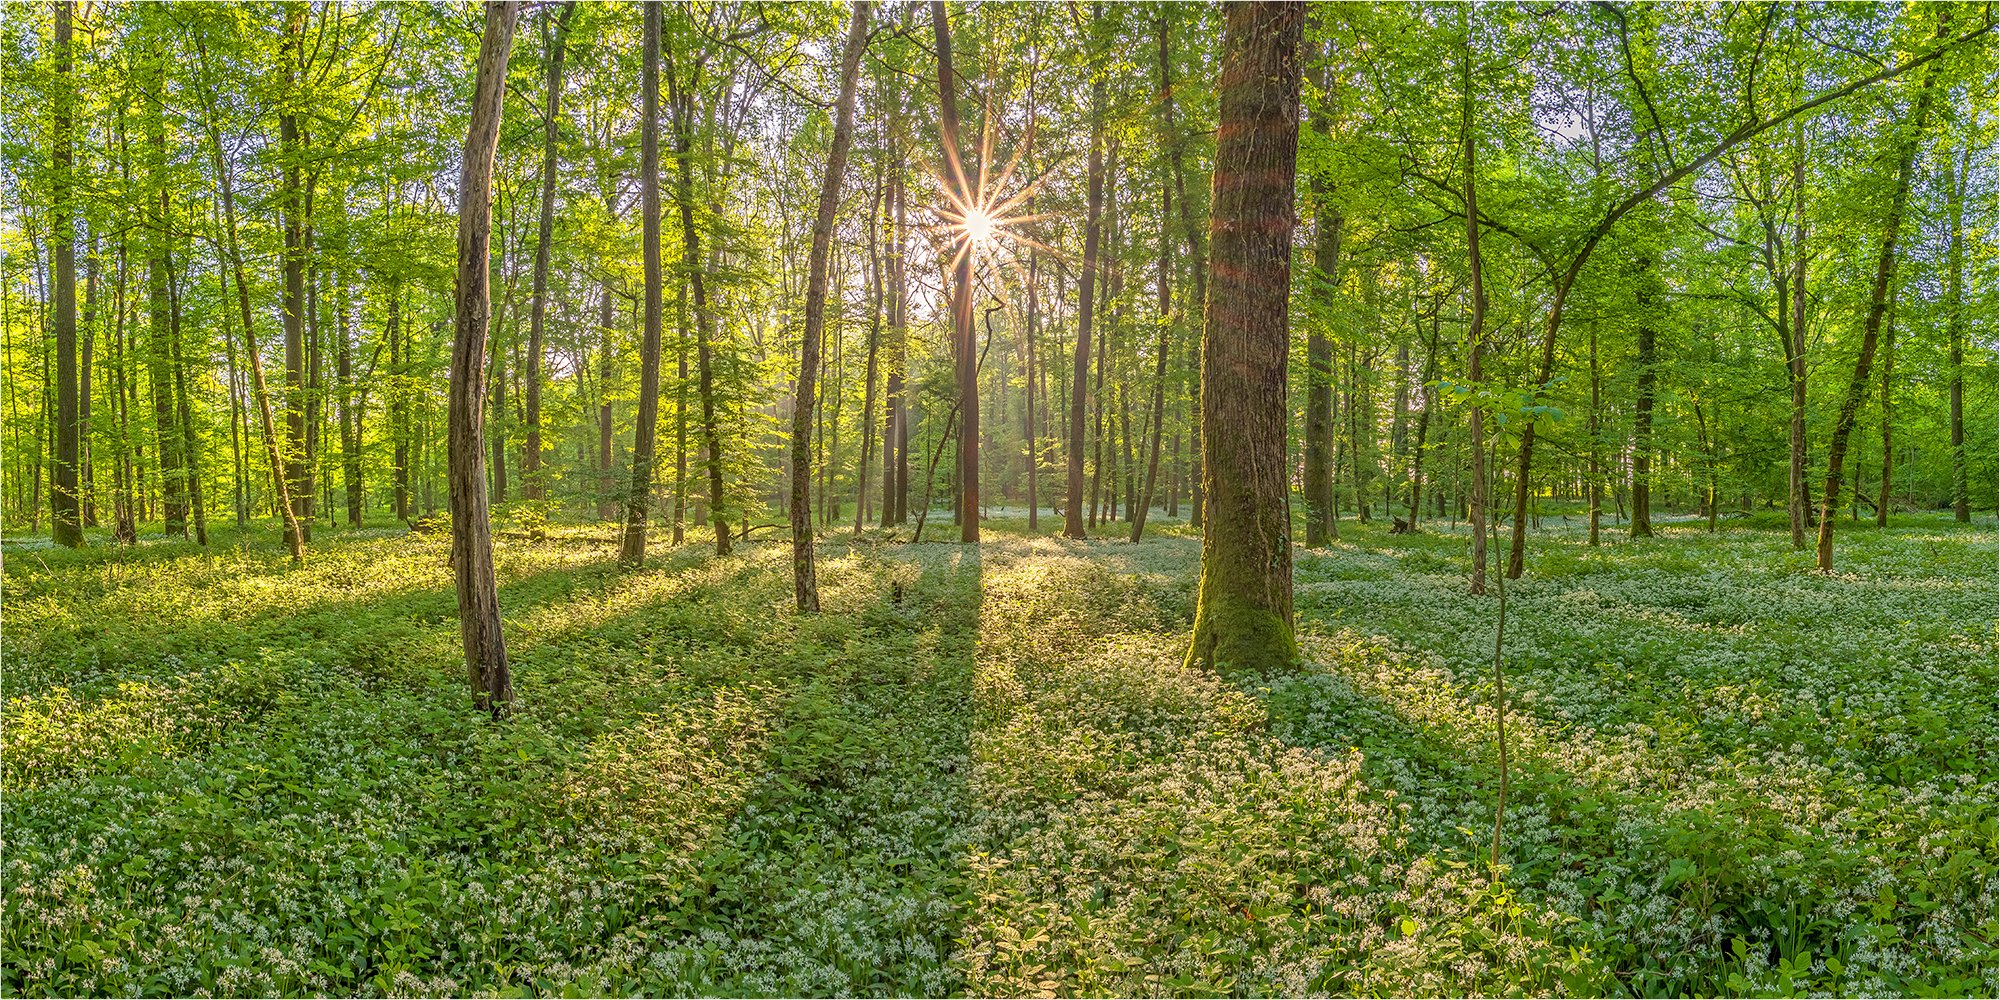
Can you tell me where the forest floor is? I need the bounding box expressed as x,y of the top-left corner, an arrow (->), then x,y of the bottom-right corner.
2,512 -> 1993,998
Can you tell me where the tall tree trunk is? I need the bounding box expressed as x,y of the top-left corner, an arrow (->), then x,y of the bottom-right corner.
931,0 -> 978,543
80,249 -> 96,528
1303,41 -> 1340,546
856,159 -> 885,534
1816,13 -> 1944,572
389,283 -> 409,521
1947,144 -> 1969,522
668,55 -> 732,556
883,100 -> 908,527
791,2 -> 872,609
281,3 -> 311,548
51,2 -> 81,548
1876,297 -> 1895,528
1463,30 -> 1490,596
208,115 -> 303,564
597,283 -> 618,520
1587,322 -> 1601,546
524,3 -> 574,501
1160,12 -> 1208,529
449,1 -> 519,716
620,2 -> 666,566
147,59 -> 187,537
1066,21 -> 1107,540
169,264 -> 207,545
1133,33 -> 1175,546
1184,0 -> 1303,672
1630,306 -> 1656,538
1787,144 -> 1809,548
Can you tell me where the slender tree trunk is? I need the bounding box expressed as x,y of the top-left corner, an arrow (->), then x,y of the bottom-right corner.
524,4 -> 574,501
621,3 -> 666,566
80,249 -> 96,528
1463,32 -> 1489,596
389,284 -> 409,521
1160,13 -> 1207,528
1787,145 -> 1810,548
1133,39 -> 1175,545
883,103 -> 908,527
51,3 -> 81,548
1630,311 -> 1656,538
1877,298 -> 1895,528
209,122 -> 303,563
1067,26 -> 1106,540
449,1 -> 519,716
147,61 -> 187,537
1947,145 -> 1969,522
281,4 -> 311,548
1816,14 -> 1943,572
1303,42 -> 1340,546
1587,322 -> 1601,546
931,0 -> 977,543
1184,1 -> 1303,672
597,283 -> 617,520
669,63 -> 731,556
791,2 -> 871,609
856,159 -> 885,534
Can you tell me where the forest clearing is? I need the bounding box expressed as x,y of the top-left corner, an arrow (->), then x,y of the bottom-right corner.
2,0 -> 1996,997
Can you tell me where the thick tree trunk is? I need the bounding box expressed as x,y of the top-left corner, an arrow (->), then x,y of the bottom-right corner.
523,4 -> 574,502
621,3 -> 666,566
1816,15 -> 1943,572
51,3 -> 81,548
1184,1 -> 1303,672
448,1 -> 519,716
790,2 -> 871,609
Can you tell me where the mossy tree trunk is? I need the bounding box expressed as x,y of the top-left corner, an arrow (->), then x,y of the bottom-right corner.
1185,0 -> 1303,673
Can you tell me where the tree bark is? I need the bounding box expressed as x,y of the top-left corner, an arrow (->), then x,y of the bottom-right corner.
1184,0 -> 1303,672
791,2 -> 872,610
620,3 -> 666,566
1463,29 -> 1489,596
931,0 -> 977,543
281,3 -> 311,548
668,52 -> 732,556
524,3 -> 575,502
1304,41 -> 1340,546
1066,21 -> 1107,540
1947,144 -> 1969,522
449,1 -> 519,716
1815,12 -> 1944,572
51,2 -> 81,548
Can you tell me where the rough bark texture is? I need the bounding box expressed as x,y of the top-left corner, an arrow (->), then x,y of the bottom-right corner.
790,2 -> 871,610
1184,1 -> 1303,673
621,3 -> 665,566
448,1 -> 519,715
51,3 -> 81,548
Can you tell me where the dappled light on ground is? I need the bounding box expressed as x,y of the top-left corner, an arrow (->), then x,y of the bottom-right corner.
3,516 -> 1993,996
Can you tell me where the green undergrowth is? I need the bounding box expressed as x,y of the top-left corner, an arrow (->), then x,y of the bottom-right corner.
2,514 -> 1992,997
